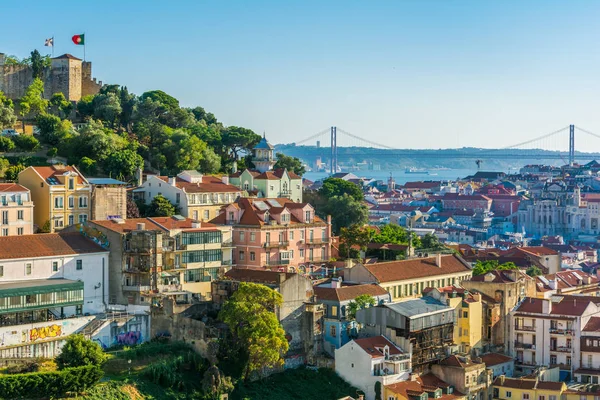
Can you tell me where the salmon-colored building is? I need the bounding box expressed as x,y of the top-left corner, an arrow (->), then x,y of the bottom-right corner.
0,183 -> 34,236
211,198 -> 332,273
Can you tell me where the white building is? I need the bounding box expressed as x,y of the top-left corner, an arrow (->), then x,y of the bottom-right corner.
0,232 -> 110,358
335,335 -> 411,400
510,295 -> 600,381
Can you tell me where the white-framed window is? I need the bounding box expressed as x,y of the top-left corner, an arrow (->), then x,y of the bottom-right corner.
523,393 -> 530,400
250,232 -> 256,242
52,261 -> 58,272
289,231 -> 294,240
78,214 -> 88,223
54,219 -> 63,228
250,252 -> 256,261
300,249 -> 304,258
25,263 -> 32,275
68,196 -> 74,208
0,265 -> 3,277
204,210 -> 210,220
17,227 -> 23,235
17,210 -> 23,220
506,392 -> 512,398
76,260 -> 83,270
68,215 -> 74,226
240,231 -> 245,241
239,251 -> 245,261
54,196 -> 64,209
78,196 -> 88,208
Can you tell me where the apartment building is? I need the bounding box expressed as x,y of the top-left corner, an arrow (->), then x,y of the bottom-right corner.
432,355 -> 492,400
0,183 -> 34,236
87,216 -> 233,306
133,170 -> 243,221
229,136 -> 303,202
576,316 -> 600,383
510,295 -> 600,380
344,254 -> 473,301
18,165 -> 90,232
211,197 -> 332,272
0,232 -> 109,358
492,377 -> 565,400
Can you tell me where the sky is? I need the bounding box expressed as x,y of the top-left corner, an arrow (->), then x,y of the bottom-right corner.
2,0 -> 600,150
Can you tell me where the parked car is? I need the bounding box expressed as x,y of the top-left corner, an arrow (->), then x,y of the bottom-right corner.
1,129 -> 19,137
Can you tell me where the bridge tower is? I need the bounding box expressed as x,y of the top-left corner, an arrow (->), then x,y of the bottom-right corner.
330,126 -> 337,174
569,124 -> 575,165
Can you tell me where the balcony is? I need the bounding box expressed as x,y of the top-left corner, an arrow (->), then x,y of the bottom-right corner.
263,241 -> 289,249
550,346 -> 572,353
122,285 -> 151,292
516,360 -> 537,367
514,325 -> 536,332
550,328 -> 573,335
306,257 -> 328,263
306,238 -> 329,245
514,342 -> 535,350
280,190 -> 293,198
267,259 -> 291,266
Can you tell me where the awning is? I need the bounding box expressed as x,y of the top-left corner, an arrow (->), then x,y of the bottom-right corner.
0,279 -> 83,297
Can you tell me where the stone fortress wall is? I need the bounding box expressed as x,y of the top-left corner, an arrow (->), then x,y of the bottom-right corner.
0,52 -> 102,101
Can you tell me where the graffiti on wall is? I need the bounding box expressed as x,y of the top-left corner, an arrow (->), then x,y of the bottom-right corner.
114,331 -> 142,346
29,324 -> 62,342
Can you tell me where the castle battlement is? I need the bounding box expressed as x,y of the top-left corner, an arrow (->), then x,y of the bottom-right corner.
0,52 -> 102,101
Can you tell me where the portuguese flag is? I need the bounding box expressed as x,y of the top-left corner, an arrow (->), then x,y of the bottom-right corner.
72,34 -> 85,45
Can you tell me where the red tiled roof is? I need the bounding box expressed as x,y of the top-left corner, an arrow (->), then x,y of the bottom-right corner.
0,232 -> 107,259
362,255 -> 471,283
386,374 -> 463,400
583,317 -> 600,332
0,183 -> 29,193
353,336 -> 403,358
26,165 -> 86,184
91,218 -> 164,233
516,296 -> 600,316
157,175 -> 241,193
402,181 -> 441,189
519,246 -> 559,256
480,353 -> 514,367
492,377 -> 536,390
254,171 -> 279,180
440,355 -> 482,368
313,283 -> 388,302
273,168 -> 301,180
53,53 -> 81,60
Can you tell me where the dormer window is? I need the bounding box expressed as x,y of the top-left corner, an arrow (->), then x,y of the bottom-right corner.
305,211 -> 311,222
68,178 -> 74,190
264,212 -> 269,223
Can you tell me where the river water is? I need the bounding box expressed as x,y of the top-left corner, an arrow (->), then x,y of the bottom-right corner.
303,168 -> 484,185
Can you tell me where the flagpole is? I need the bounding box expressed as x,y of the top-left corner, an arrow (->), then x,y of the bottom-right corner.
52,36 -> 54,57
83,32 -> 86,61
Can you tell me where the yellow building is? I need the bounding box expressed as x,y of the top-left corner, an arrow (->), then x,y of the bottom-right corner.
425,287 -> 484,353
492,376 -> 565,400
18,165 -> 90,232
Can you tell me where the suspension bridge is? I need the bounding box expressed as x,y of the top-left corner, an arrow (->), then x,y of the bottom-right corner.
291,125 -> 600,173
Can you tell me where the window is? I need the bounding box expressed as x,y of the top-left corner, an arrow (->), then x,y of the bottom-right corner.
240,231 -> 245,241
549,396 -> 556,400
76,260 -> 83,270
300,230 -> 305,240
54,196 -> 63,209
463,311 -> 468,318
176,193 -> 180,204
68,178 -> 74,190
550,355 -> 557,364
193,211 -> 198,220
305,211 -> 311,221
466,376 -> 469,385
331,306 -> 338,317
464,329 -> 469,336
78,196 -> 88,208
68,215 -> 74,226
506,392 -> 511,398
289,231 -> 294,240
589,355 -> 593,368
0,265 -> 3,277
17,210 -> 23,220
2,228 -> 7,236
1,210 -> 8,224
250,252 -> 256,261
25,263 -> 32,275
330,325 -> 336,337
54,219 -> 63,228
539,396 -> 545,400
567,356 -> 572,366
17,227 -> 23,235
76,305 -> 83,315
203,210 -> 210,220
250,232 -> 256,242
300,249 -> 304,258
523,394 -> 529,400
78,214 -> 87,223
239,251 -> 245,261
52,262 -> 58,272
68,196 -> 74,208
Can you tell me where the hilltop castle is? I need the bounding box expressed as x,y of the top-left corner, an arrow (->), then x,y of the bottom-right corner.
0,53 -> 102,101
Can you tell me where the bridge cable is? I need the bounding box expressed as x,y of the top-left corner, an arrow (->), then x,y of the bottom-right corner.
575,126 -> 600,141
335,127 -> 395,149
294,128 -> 332,146
502,126 -> 570,149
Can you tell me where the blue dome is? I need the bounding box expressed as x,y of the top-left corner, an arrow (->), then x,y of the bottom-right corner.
254,135 -> 274,150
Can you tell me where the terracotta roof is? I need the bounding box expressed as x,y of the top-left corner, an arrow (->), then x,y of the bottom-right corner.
353,336 -> 403,358
402,181 -> 441,189
0,232 -> 107,260
480,353 -> 514,367
91,218 -> 164,234
536,270 -> 599,292
254,171 -> 279,180
149,217 -> 217,231
273,168 -> 301,180
519,246 -> 559,256
224,268 -> 296,285
386,374 -> 463,400
0,183 -> 29,193
314,283 -> 388,302
24,165 -> 86,184
156,176 -> 241,193
583,317 -> 600,332
91,217 -> 217,234
442,193 -> 492,201
492,377 -> 537,390
362,254 -> 471,283
440,355 -> 482,368
469,270 -> 527,283
516,296 -> 600,316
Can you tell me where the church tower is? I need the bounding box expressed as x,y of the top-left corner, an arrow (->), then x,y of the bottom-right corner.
253,134 -> 276,173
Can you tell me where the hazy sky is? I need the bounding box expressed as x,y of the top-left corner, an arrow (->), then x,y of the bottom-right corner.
3,1 -> 600,149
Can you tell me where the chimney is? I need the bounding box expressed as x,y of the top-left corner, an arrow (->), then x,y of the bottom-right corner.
136,223 -> 145,231
435,253 -> 443,268
135,167 -> 143,187
499,375 -> 505,385
548,279 -> 557,290
221,176 -> 229,185
169,177 -> 176,186
327,215 -> 332,225
331,277 -> 342,289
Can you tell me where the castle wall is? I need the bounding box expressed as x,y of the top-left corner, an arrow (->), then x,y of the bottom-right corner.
2,65 -> 34,99
50,58 -> 82,101
82,62 -> 102,97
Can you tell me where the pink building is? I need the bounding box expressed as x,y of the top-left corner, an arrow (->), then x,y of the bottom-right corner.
441,193 -> 492,212
0,183 -> 34,236
211,198 -> 332,273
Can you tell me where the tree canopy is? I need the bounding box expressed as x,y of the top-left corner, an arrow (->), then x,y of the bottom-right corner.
274,152 -> 305,176
472,260 -> 519,276
55,334 -> 106,369
319,178 -> 364,202
146,194 -> 177,217
219,282 -> 289,381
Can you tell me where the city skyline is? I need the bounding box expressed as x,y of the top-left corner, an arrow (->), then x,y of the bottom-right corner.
3,0 -> 600,149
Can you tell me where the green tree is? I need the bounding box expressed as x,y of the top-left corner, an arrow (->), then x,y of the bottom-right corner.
375,381 -> 382,400
372,224 -> 410,244
12,134 -> 40,151
78,156 -> 97,176
92,92 -> 122,128
147,194 -> 177,217
347,294 -> 377,320
0,158 -> 9,177
30,50 -> 46,79
201,365 -> 234,400
119,86 -> 137,132
19,78 -> 48,119
340,225 -> 372,258
76,95 -> 95,120
273,152 -> 306,176
140,90 -> 180,111
36,114 -> 73,145
323,194 -> 368,234
46,147 -> 58,162
49,92 -> 74,119
75,119 -> 128,162
0,94 -> 17,128
526,265 -> 543,277
104,149 -> 143,180
418,233 -> 445,250
55,334 -> 106,369
219,282 -> 289,381
319,177 -> 364,201
221,126 -> 261,160
0,136 -> 15,152
199,146 -> 221,173
472,260 -> 518,276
